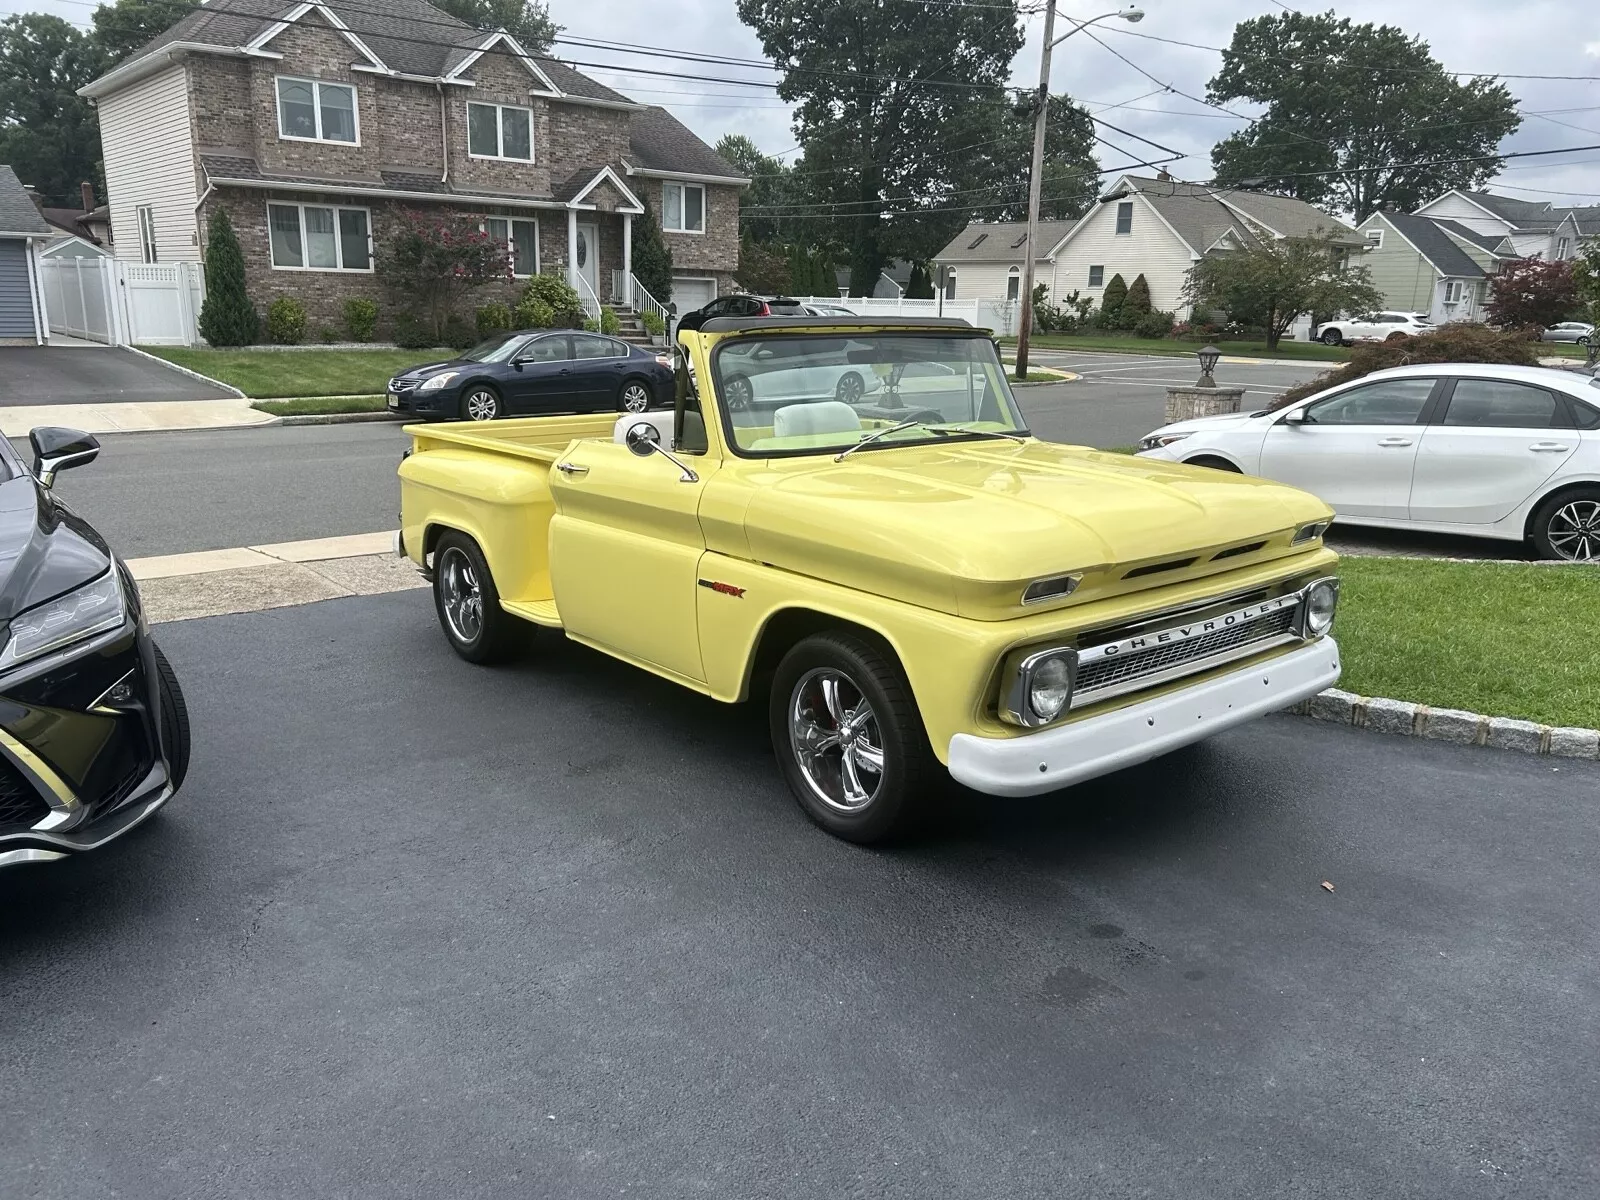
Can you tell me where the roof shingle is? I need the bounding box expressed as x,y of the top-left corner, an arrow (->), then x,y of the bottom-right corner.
933,220 -> 1077,264
0,165 -> 53,234
1378,212 -> 1486,278
626,107 -> 745,179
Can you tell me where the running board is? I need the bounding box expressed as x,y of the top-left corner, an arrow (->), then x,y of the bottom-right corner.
503,598 -> 562,628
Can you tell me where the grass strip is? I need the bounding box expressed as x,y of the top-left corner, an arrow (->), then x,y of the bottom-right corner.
144,347 -> 448,398
1334,556 -> 1600,729
252,395 -> 389,416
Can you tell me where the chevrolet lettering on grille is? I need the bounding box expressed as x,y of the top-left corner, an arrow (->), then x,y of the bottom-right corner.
1092,594 -> 1298,660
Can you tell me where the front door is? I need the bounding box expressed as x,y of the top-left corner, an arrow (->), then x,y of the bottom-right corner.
576,222 -> 599,305
1257,376 -> 1439,519
547,440 -> 711,683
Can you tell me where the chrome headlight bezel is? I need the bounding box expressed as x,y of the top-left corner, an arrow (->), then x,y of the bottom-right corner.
418,372 -> 460,392
0,569 -> 128,673
1001,645 -> 1079,728
1295,576 -> 1340,638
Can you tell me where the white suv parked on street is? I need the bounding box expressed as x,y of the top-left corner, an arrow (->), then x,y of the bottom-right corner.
1315,312 -> 1433,346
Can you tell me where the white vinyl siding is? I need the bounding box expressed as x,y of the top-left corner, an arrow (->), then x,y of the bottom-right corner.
98,64 -> 199,262
934,261 -> 1045,301
1412,193 -> 1513,239
1048,196 -> 1195,315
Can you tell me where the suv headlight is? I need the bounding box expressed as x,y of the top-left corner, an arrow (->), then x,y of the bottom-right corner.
1137,432 -> 1190,452
419,372 -> 460,391
1002,646 -> 1079,727
0,570 -> 126,671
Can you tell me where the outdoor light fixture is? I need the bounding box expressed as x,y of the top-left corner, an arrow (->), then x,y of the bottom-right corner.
1196,345 -> 1221,389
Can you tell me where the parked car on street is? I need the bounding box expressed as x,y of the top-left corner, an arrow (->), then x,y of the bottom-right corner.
398,317 -> 1342,844
386,331 -> 672,421
1315,312 -> 1433,346
675,294 -> 807,334
1135,363 -> 1600,560
1540,322 -> 1594,345
0,428 -> 190,870
806,303 -> 859,317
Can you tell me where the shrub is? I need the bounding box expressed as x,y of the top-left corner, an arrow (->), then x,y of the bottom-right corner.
582,317 -> 600,332
476,301 -> 513,338
392,311 -> 435,349
441,313 -> 476,350
343,298 -> 377,343
521,273 -> 582,315
515,296 -> 555,329
640,309 -> 666,338
1100,273 -> 1129,329
599,306 -> 620,335
198,208 -> 259,346
631,199 -> 674,304
1272,323 -> 1541,409
265,296 -> 307,345
1134,310 -> 1175,339
316,324 -> 340,344
1124,273 -> 1153,322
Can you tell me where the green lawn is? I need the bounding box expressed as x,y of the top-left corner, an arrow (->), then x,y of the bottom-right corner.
1335,557 -> 1600,728
252,395 -> 389,416
143,347 -> 448,398
1002,334 -> 1352,362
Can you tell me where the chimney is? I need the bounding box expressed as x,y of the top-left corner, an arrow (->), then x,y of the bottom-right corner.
1156,169 -> 1172,182
81,181 -> 95,213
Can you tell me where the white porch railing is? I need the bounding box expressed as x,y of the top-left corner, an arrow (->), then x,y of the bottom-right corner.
573,271 -> 603,323
629,275 -> 670,342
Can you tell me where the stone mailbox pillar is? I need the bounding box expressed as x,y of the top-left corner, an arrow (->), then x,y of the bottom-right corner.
1165,385 -> 1245,424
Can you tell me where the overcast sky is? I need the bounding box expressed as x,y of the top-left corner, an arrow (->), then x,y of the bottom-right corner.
15,0 -> 1599,208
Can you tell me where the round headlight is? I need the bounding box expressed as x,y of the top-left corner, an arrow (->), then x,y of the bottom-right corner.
1029,655 -> 1074,723
1304,579 -> 1338,636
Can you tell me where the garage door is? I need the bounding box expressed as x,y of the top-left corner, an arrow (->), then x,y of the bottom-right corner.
0,240 -> 37,339
671,277 -> 716,315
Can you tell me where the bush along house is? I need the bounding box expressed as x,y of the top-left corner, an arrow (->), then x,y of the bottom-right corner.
77,0 -> 749,339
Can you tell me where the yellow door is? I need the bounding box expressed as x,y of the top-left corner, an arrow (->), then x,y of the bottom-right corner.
548,441 -> 710,683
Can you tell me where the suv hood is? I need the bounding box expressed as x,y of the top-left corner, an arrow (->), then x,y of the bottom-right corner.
0,476 -> 113,624
740,440 -> 1332,619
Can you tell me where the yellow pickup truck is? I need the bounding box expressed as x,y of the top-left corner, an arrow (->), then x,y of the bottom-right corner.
398,317 -> 1341,842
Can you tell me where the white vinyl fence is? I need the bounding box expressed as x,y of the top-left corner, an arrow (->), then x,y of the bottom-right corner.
792,295 -> 1022,336
37,257 -> 204,347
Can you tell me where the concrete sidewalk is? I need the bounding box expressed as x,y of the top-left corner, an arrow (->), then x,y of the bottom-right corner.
0,399 -> 276,436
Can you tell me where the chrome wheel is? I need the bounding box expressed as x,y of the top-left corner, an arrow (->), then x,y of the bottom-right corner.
1547,500 -> 1600,561
438,546 -> 484,643
464,388 -> 499,421
725,374 -> 753,412
620,382 -> 651,413
835,372 -> 864,404
789,667 -> 885,813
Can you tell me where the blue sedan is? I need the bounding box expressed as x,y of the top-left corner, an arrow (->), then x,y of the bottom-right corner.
386,330 -> 673,421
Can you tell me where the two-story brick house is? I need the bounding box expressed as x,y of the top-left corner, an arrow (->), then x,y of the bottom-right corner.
79,0 -> 748,334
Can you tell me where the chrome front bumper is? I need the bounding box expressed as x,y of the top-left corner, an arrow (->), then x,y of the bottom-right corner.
948,637 -> 1341,798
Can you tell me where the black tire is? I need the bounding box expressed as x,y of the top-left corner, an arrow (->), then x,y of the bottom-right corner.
152,642 -> 191,792
1385,331 -> 1408,343
1530,487 -> 1600,562
1320,328 -> 1343,346
432,531 -> 525,663
460,384 -> 502,422
1185,455 -> 1241,473
834,371 -> 865,404
724,373 -> 753,412
617,377 -> 653,413
769,631 -> 936,844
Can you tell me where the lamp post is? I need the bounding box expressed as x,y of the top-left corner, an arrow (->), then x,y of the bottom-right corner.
1196,344 -> 1221,389
1014,5 -> 1145,381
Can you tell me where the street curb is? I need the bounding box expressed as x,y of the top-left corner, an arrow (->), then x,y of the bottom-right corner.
1289,688 -> 1600,761
275,411 -> 404,426
124,345 -> 246,399
1011,371 -> 1081,386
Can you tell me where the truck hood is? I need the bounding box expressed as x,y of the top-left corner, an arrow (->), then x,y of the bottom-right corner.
739,439 -> 1333,620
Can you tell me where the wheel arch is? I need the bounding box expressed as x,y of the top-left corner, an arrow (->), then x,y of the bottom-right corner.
1523,478 -> 1600,540
745,606 -> 906,703
1181,452 -> 1246,473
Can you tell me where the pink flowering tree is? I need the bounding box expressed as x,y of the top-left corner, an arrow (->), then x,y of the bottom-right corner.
381,209 -> 511,341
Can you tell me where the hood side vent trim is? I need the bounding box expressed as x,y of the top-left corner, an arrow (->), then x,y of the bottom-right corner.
1123,556 -> 1198,580
1211,541 -> 1267,561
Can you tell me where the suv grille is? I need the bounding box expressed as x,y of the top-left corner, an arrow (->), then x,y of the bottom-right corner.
0,757 -> 49,836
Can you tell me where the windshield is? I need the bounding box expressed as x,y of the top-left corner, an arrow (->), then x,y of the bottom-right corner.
712,333 -> 1027,457
458,333 -> 526,363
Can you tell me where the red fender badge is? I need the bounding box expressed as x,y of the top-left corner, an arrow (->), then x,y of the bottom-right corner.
697,579 -> 747,598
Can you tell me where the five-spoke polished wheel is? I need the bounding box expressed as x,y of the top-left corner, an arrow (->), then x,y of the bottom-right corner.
430,531 -> 525,663
1536,492 -> 1600,561
463,386 -> 501,421
769,631 -> 934,843
619,380 -> 652,413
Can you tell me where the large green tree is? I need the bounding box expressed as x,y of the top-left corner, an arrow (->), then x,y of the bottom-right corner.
737,0 -> 1024,295
0,14 -> 99,205
433,0 -> 559,52
963,93 -> 1099,222
88,0 -> 201,74
1181,231 -> 1384,349
1207,12 -> 1520,220
715,133 -> 800,246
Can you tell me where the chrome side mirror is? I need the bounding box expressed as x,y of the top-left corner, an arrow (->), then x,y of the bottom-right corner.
30,426 -> 100,488
624,421 -> 698,483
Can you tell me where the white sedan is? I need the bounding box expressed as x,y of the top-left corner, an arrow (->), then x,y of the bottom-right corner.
1135,363 -> 1600,561
1314,311 -> 1432,346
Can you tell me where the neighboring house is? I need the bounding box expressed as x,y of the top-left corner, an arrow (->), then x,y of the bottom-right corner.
1354,211 -> 1502,324
831,258 -> 915,299
29,181 -> 112,258
0,164 -> 52,344
932,220 -> 1076,304
1044,175 -> 1363,320
78,0 -> 748,332
1411,190 -> 1600,261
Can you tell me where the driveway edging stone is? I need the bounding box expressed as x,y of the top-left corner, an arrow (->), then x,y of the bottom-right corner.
1291,688 -> 1600,759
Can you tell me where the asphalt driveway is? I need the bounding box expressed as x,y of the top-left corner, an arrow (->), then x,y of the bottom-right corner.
0,345 -> 233,404
2,593 -> 1596,1198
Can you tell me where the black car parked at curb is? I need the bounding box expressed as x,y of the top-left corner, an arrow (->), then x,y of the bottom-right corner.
386,330 -> 672,421
0,427 -> 191,870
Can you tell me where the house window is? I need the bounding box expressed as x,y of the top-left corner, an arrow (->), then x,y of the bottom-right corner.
483,216 -> 539,277
267,203 -> 372,271
662,183 -> 705,234
1556,236 -> 1571,259
1006,267 -> 1020,302
136,205 -> 157,263
276,77 -> 358,144
1365,228 -> 1384,249
1088,265 -> 1104,287
943,270 -> 957,300
467,102 -> 533,161
1115,201 -> 1133,235
1443,280 -> 1463,304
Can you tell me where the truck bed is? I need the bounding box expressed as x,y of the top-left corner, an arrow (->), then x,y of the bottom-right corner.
403,413 -> 619,464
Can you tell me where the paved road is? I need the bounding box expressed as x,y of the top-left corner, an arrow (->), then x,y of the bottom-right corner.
2,594 -> 1596,1197
0,346 -> 233,404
